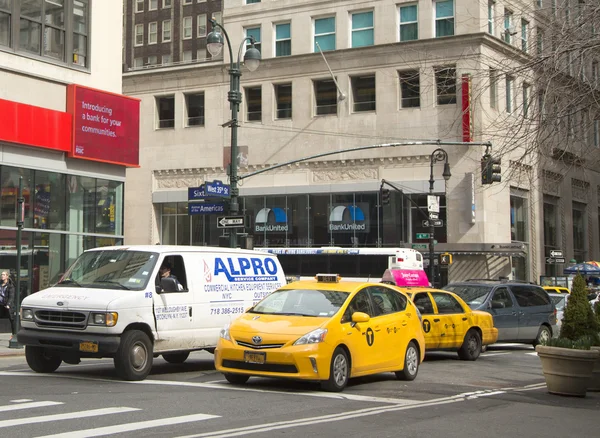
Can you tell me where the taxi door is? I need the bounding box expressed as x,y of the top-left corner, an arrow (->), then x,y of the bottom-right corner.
430,292 -> 469,348
340,289 -> 379,374
411,292 -> 441,349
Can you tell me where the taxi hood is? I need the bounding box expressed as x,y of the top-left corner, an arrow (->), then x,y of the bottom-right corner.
21,287 -> 130,311
231,313 -> 326,336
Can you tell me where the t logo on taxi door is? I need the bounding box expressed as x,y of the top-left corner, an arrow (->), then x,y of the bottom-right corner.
365,327 -> 375,346
422,320 -> 431,333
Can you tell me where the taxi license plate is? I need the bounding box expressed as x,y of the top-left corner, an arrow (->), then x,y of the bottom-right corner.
79,341 -> 99,353
244,351 -> 266,364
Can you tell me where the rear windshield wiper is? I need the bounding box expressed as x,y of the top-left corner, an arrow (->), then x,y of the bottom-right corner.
94,280 -> 131,290
56,278 -> 82,287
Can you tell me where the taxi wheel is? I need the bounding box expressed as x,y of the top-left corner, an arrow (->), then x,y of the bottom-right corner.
224,373 -> 250,385
395,341 -> 419,381
321,347 -> 349,392
162,352 -> 190,364
458,330 -> 482,361
114,330 -> 153,381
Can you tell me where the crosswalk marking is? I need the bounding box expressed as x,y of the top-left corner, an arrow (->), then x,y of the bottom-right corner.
36,413 -> 221,438
0,401 -> 63,413
0,407 -> 140,428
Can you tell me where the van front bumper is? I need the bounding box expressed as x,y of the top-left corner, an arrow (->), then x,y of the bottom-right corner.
17,327 -> 121,356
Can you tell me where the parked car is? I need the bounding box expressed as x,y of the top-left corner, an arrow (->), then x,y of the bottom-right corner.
443,280 -> 557,346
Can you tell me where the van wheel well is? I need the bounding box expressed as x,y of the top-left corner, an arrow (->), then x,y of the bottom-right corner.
124,323 -> 154,344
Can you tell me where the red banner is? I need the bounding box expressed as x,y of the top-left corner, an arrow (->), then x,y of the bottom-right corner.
67,85 -> 140,167
461,74 -> 472,142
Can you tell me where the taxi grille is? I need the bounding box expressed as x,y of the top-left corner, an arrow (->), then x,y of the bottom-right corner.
222,360 -> 298,374
35,310 -> 88,329
236,341 -> 285,350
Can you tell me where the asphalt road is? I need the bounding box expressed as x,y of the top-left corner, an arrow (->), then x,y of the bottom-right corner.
0,345 -> 597,437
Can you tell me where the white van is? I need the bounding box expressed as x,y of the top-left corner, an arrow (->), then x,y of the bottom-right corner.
17,245 -> 286,381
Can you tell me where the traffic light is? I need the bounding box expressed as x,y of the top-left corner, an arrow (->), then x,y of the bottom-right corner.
481,155 -> 502,185
381,189 -> 390,205
439,253 -> 453,265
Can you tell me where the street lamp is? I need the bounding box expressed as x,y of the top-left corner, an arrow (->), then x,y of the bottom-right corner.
428,148 -> 451,287
206,19 -> 261,248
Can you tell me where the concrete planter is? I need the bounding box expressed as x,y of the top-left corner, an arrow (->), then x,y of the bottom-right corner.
589,346 -> 600,392
535,345 -> 599,397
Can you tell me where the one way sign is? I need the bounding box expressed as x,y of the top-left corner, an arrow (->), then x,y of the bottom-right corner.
217,216 -> 245,228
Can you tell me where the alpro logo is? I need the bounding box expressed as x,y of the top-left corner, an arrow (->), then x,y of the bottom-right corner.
329,204 -> 368,232
255,207 -> 289,233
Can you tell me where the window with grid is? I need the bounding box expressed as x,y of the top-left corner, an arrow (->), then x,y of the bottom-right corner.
156,96 -> 175,129
136,0 -> 143,13
521,19 -> 528,52
163,20 -> 171,42
275,23 -> 291,56
163,0 -> 172,7
435,0 -> 454,37
162,54 -> 171,64
0,0 -> 10,47
148,55 -> 157,65
505,76 -> 514,113
245,27 -> 261,52
399,5 -> 418,41
150,0 -> 158,11
435,67 -> 456,105
183,16 -> 192,39
314,79 -> 338,115
275,83 -> 292,119
149,22 -> 157,44
503,10 -> 512,43
314,17 -> 335,52
399,70 -> 420,108
135,24 -> 144,46
488,0 -> 494,35
185,93 -> 205,127
19,0 -> 65,60
197,14 -> 206,37
246,86 -> 262,122
351,11 -> 373,48
351,75 -> 376,112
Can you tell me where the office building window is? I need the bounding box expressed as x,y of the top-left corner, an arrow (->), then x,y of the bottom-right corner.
536,28 -> 543,56
136,0 -> 143,13
543,197 -> 559,249
72,0 -> 89,67
162,20 -> 171,42
135,24 -> 144,46
246,86 -> 262,122
314,79 -> 337,116
197,48 -> 206,60
275,83 -> 292,119
247,0 -> 261,3
521,19 -> 528,52
149,22 -> 158,44
488,1 -> 494,35
275,23 -> 291,56
245,26 -> 261,52
156,96 -> 175,129
163,0 -> 172,7
183,16 -> 192,39
435,0 -> 454,38
399,5 -> 418,41
572,202 -> 587,262
185,93 -> 205,127
351,11 -> 373,48
149,0 -> 158,11
162,54 -> 171,64
197,14 -> 206,37
0,1 -> 9,48
314,17 -> 335,52
510,194 -> 528,242
435,67 -> 456,105
183,50 -> 192,62
19,0 -> 69,61
506,76 -> 514,113
148,55 -> 158,65
399,70 -> 420,108
351,75 -> 376,112
490,69 -> 497,109
503,9 -> 512,44
183,0 -> 192,4
134,57 -> 143,68
522,83 -> 530,118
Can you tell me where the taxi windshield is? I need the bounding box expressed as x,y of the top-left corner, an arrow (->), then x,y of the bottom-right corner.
250,289 -> 349,317
443,285 -> 492,307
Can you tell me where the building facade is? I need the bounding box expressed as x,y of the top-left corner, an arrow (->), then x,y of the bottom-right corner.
122,0 -> 600,285
0,0 -> 139,307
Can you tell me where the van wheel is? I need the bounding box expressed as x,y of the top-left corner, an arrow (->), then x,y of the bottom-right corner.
114,330 -> 153,381
321,347 -> 349,392
533,325 -> 552,347
458,330 -> 482,361
162,352 -> 190,364
25,346 -> 62,373
395,341 -> 419,381
224,373 -> 250,385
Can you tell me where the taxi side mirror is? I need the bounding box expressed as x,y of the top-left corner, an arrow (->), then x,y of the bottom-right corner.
352,312 -> 370,323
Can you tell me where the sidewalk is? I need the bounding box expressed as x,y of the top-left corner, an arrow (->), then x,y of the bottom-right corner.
0,332 -> 25,357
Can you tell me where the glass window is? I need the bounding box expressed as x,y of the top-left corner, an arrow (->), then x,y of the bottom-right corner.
351,75 -> 376,112
197,14 -> 206,37
72,0 -> 89,67
245,26 -> 261,52
275,23 -> 291,56
510,194 -> 527,242
148,55 -> 158,65
435,67 -> 456,105
0,7 -> 10,48
503,9 -> 512,43
505,75 -> 513,113
543,198 -> 558,248
94,180 -> 123,236
0,167 -> 33,228
246,0 -> 261,3
135,0 -> 143,13
314,16 -> 335,52
182,16 -> 192,39
431,292 -> 464,314
185,93 -> 205,127
134,57 -> 143,68
275,83 -> 292,119
149,0 -> 158,10
196,48 -> 205,61
33,171 -> 66,231
162,54 -> 171,64
314,79 -> 338,116
572,202 -> 586,261
510,286 -> 550,307
135,24 -> 143,46
162,20 -> 171,42
491,287 -> 513,308
443,285 -> 492,307
182,50 -> 192,62
149,22 -> 157,44
399,70 -> 420,108
351,11 -> 373,48
342,290 -> 373,322
412,292 -> 434,314
435,0 -> 454,37
521,19 -> 528,52
522,83 -> 530,118
245,86 -> 262,122
489,69 -> 497,109
487,0 -> 494,35
156,95 -> 175,129
66,175 -> 95,234
399,5 -> 418,41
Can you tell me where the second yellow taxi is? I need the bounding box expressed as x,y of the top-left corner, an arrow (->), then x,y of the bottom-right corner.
215,274 -> 426,392
397,287 -> 498,360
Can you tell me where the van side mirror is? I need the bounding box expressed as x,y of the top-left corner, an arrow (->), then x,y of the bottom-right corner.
491,300 -> 505,309
160,277 -> 179,293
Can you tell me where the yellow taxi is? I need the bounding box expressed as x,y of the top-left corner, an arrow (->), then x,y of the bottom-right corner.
543,286 -> 570,294
397,287 -> 498,360
215,274 -> 426,392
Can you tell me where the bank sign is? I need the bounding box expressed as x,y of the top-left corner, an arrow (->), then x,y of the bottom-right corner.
255,207 -> 289,233
329,203 -> 369,233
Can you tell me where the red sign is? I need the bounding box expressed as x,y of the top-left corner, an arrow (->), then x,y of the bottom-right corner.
0,98 -> 71,152
67,84 -> 140,167
461,74 -> 473,142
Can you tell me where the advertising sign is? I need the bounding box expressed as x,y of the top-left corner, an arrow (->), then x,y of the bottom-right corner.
329,203 -> 369,233
67,85 -> 140,167
382,269 -> 430,287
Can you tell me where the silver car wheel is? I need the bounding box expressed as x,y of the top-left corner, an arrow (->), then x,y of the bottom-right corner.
406,345 -> 418,376
332,353 -> 348,386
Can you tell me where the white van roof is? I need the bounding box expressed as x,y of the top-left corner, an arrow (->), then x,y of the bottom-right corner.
84,245 -> 275,257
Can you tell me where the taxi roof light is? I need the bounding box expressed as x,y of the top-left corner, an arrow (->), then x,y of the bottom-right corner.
315,273 -> 341,283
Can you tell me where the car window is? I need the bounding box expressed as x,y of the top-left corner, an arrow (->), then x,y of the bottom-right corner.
369,286 -> 407,316
431,292 -> 464,314
412,292 -> 434,314
510,286 -> 551,307
252,289 -> 349,317
443,284 -> 492,306
550,295 -> 566,310
492,287 -> 514,308
342,290 -> 373,323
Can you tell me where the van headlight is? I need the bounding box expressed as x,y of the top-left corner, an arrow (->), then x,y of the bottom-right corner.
21,308 -> 33,321
220,323 -> 231,341
294,328 -> 328,345
89,312 -> 118,327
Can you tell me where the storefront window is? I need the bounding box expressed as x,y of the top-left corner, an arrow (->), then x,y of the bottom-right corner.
95,179 -> 124,235
286,194 -> 310,247
0,167 -> 33,228
572,202 -> 587,262
33,170 -> 66,230
310,194 -> 332,246
66,175 -> 96,233
510,194 -> 528,242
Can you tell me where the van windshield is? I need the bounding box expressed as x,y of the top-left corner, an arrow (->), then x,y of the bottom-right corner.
56,250 -> 159,291
250,289 -> 349,317
443,285 -> 492,307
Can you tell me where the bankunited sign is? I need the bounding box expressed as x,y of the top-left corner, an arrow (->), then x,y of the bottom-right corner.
255,207 -> 289,233
329,204 -> 368,233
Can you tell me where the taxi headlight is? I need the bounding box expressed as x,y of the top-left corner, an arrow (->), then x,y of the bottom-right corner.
220,323 -> 231,341
90,312 -> 118,327
21,308 -> 34,320
294,328 -> 328,345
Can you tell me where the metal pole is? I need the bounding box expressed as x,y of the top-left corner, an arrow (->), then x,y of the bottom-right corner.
228,61 -> 241,248
428,161 -> 436,287
9,176 -> 24,349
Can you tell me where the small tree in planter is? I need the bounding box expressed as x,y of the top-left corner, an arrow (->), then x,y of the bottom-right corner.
536,274 -> 600,397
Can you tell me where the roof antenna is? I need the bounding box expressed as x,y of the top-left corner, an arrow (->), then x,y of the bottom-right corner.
315,41 -> 346,102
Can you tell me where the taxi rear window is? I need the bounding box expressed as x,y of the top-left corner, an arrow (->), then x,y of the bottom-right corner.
250,289 -> 349,317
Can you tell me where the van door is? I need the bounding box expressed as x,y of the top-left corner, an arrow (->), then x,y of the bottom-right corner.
510,285 -> 553,341
489,287 -> 519,341
153,254 -> 194,351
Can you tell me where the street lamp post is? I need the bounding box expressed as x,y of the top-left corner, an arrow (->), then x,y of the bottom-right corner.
428,149 -> 451,287
206,19 -> 261,248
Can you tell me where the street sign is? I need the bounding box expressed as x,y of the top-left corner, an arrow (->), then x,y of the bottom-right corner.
427,195 -> 440,213
422,219 -> 444,227
546,257 -> 566,264
416,233 -> 430,239
217,216 -> 245,228
550,250 -> 564,258
188,185 -> 206,201
429,212 -> 439,220
411,244 -> 428,250
205,180 -> 231,198
189,203 -> 225,215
